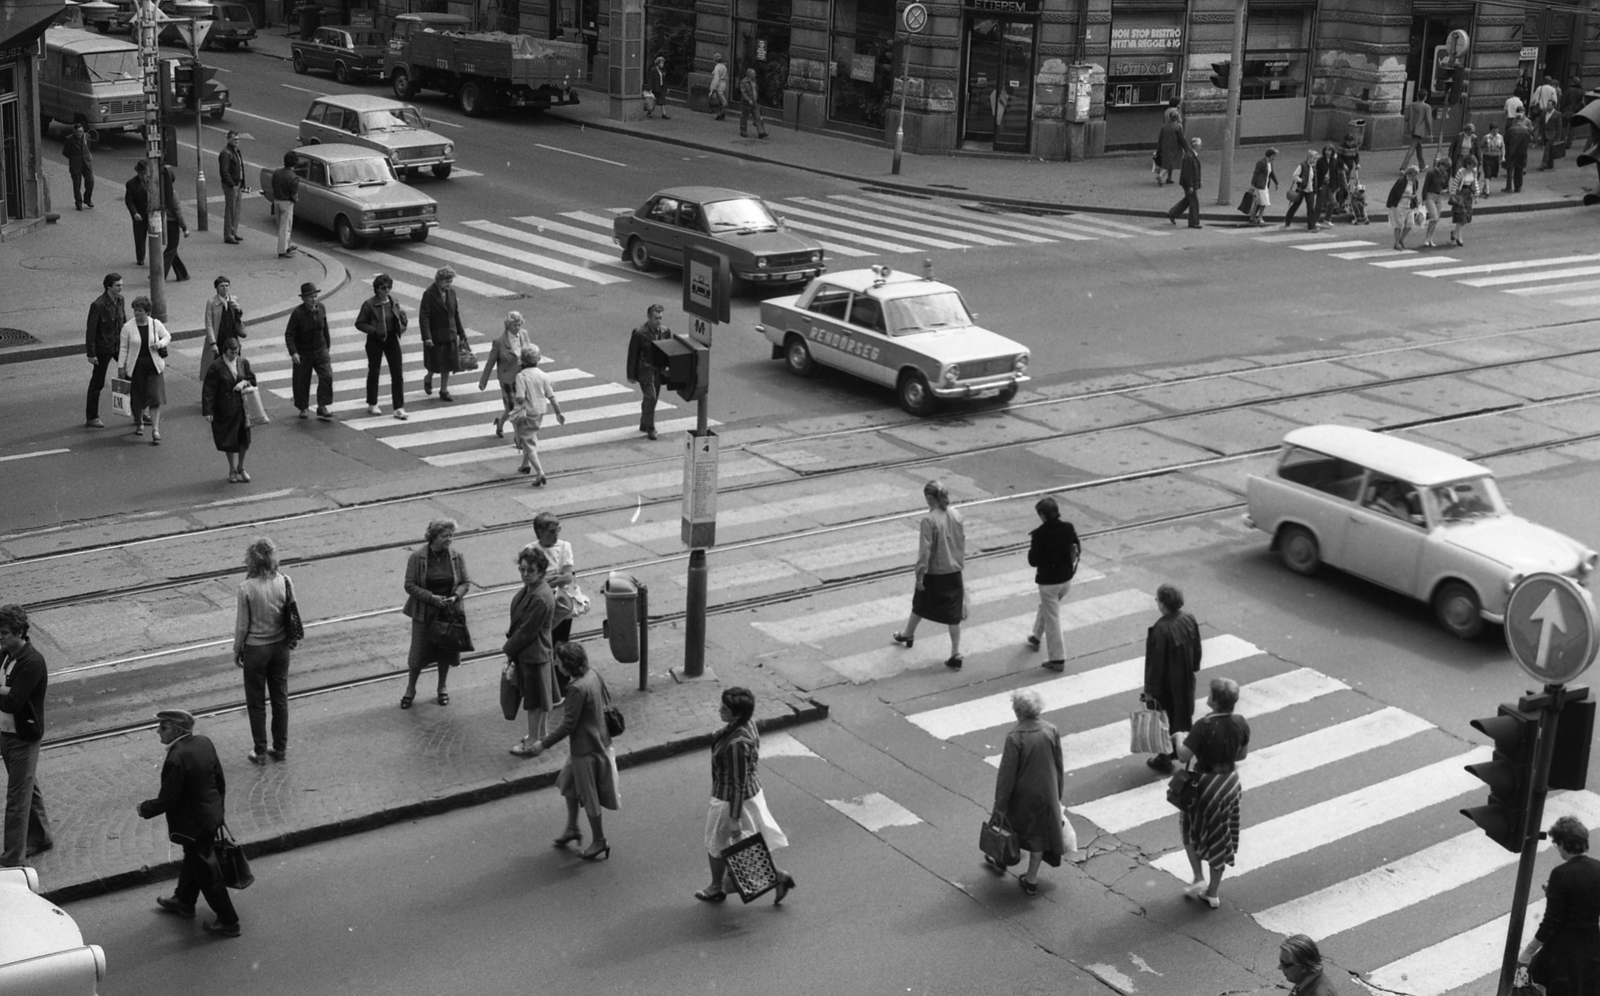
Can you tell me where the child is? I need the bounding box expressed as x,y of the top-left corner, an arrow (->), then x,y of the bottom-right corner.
1481,124 -> 1504,180
1349,179 -> 1370,225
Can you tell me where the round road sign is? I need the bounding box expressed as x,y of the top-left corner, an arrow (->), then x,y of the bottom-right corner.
1445,29 -> 1471,62
903,2 -> 928,33
1505,573 -> 1598,685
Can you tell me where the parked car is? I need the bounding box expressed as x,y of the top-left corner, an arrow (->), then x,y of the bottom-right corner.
205,2 -> 257,49
1245,424 -> 1598,639
260,144 -> 438,249
0,865 -> 106,994
613,186 -> 825,291
298,94 -> 455,179
755,264 -> 1031,416
292,25 -> 385,82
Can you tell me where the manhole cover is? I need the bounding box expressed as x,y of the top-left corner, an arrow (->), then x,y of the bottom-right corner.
0,329 -> 41,347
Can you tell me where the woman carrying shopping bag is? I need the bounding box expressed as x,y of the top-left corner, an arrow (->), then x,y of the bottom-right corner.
202,336 -> 258,483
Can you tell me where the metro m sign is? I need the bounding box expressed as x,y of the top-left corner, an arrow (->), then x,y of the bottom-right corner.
682,246 -> 730,324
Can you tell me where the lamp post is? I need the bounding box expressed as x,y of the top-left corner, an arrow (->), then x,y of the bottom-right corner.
173,0 -> 213,232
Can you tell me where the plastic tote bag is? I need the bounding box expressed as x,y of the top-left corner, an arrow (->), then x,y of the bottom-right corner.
242,384 -> 270,426
111,376 -> 134,417
642,91 -> 656,114
1129,703 -> 1170,755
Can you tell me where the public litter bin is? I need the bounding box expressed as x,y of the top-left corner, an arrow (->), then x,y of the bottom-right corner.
1345,117 -> 1367,150
602,573 -> 641,664
296,3 -> 320,39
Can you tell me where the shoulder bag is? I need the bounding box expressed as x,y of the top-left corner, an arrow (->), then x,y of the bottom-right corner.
1166,757 -> 1201,811
214,824 -> 254,890
281,575 -> 304,649
599,674 -> 625,737
425,554 -> 474,653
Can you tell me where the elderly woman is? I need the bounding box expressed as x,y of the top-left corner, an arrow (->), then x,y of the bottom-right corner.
400,518 -> 471,709
234,536 -> 292,764
1142,583 -> 1202,774
990,688 -> 1069,895
479,311 -> 531,438
202,337 -> 258,484
1279,934 -> 1343,996
1154,107 -> 1186,186
506,543 -> 558,756
696,686 -> 795,905
893,480 -> 967,669
534,511 -> 582,646
1177,677 -> 1250,908
118,295 -> 171,443
526,643 -> 616,861
418,266 -> 463,401
1518,816 -> 1600,996
509,344 -> 565,487
200,275 -> 244,380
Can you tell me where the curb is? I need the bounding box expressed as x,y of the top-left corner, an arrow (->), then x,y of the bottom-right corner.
39,696 -> 828,905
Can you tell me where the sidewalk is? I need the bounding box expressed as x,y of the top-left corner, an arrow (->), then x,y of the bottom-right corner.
0,156 -> 344,365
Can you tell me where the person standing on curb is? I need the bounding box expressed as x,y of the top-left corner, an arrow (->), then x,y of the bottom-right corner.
738,68 -> 768,139
419,267 -> 463,402
124,161 -> 149,265
0,605 -> 53,867
285,282 -> 334,420
218,131 -> 247,245
480,311 -> 531,437
270,152 -> 300,258
1153,107 -> 1185,186
63,122 -> 94,211
1247,148 -> 1278,227
1141,583 -> 1201,774
1562,76 -> 1585,146
1165,137 -> 1202,229
1400,95 -> 1432,172
893,480 -> 967,669
1481,124 -> 1504,182
1505,90 -> 1525,133
505,542 -> 556,753
1531,75 -> 1559,152
709,53 -> 729,120
400,519 -> 470,710
626,303 -> 669,440
137,709 -> 241,938
1516,815 -> 1600,996
233,538 -> 290,762
1505,112 -> 1533,193
1312,145 -> 1340,228
203,336 -> 257,484
646,55 -> 670,119
1025,496 -> 1079,672
356,273 -> 409,420
84,272 -> 124,429
161,165 -> 189,282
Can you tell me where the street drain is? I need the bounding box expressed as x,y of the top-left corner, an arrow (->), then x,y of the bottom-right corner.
0,328 -> 40,348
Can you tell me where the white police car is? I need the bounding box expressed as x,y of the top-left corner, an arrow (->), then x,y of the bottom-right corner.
0,866 -> 105,994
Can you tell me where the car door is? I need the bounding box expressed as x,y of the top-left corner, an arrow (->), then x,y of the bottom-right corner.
674,200 -> 709,266
640,195 -> 680,265
835,292 -> 893,384
794,283 -> 854,373
311,28 -> 340,71
301,100 -> 328,143
298,158 -> 331,229
1337,473 -> 1428,595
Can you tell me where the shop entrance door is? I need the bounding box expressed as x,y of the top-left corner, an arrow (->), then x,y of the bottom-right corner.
0,66 -> 19,222
961,17 -> 1035,153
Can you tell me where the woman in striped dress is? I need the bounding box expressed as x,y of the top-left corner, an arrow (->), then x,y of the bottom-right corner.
1177,677 -> 1250,909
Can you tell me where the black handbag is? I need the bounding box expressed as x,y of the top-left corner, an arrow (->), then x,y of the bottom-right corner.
214,824 -> 254,890
979,813 -> 1022,868
599,675 -> 624,737
1167,763 -> 1201,811
428,602 -> 474,653
499,662 -> 521,721
282,575 -> 304,649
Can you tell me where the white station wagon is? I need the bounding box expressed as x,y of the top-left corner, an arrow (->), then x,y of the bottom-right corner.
1245,425 -> 1597,639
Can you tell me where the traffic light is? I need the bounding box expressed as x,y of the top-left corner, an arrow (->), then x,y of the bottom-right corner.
1461,705 -> 1539,852
1547,695 -> 1595,791
1431,46 -> 1451,94
195,63 -> 219,104
173,61 -> 196,110
1210,61 -> 1231,90
648,335 -> 710,402
1448,66 -> 1470,105
158,58 -> 173,115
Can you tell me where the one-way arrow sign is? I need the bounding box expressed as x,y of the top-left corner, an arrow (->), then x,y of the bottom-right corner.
1506,574 -> 1597,685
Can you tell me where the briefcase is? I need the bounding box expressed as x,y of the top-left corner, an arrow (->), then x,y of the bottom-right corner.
721,832 -> 780,903
111,377 -> 133,418
1550,140 -> 1568,160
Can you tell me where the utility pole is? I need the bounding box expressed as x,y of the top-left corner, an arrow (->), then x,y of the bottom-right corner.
182,4 -> 210,232
138,0 -> 166,321
1216,0 -> 1246,206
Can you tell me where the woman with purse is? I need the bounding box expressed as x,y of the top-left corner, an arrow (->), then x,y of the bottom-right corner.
233,536 -> 293,765
1517,816 -> 1600,996
533,512 -> 585,646
201,276 -> 244,382
990,688 -> 1077,895
202,337 -> 258,484
1447,155 -> 1484,248
892,480 -> 967,669
400,518 -> 471,709
1142,583 -> 1201,774
1176,677 -> 1250,909
479,312 -> 531,439
694,686 -> 795,904
118,296 -> 170,444
524,642 -> 616,861
506,543 -> 558,755
510,345 -> 565,486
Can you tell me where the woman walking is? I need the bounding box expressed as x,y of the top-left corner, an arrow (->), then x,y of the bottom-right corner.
893,480 -> 967,669
990,688 -> 1070,895
1447,155 -> 1483,247
525,643 -> 616,861
1026,496 -> 1079,672
233,537 -> 293,764
202,337 -> 258,483
1142,583 -> 1201,773
1518,816 -> 1600,996
118,295 -> 170,443
1154,108 -> 1185,186
201,276 -> 243,379
506,543 -> 558,756
1246,149 -> 1278,227
695,686 -> 795,904
479,312 -> 531,438
418,267 -> 463,401
1386,165 -> 1421,251
356,273 -> 408,420
509,345 -> 565,486
399,518 -> 470,709
1420,156 -> 1451,247
1177,677 -> 1250,909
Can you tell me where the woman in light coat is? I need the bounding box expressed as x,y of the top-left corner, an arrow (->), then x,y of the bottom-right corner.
233,536 -> 292,764
990,688 -> 1076,894
118,295 -> 171,443
526,642 -> 616,861
202,336 -> 258,483
479,311 -> 531,439
893,480 -> 967,668
510,344 -> 565,486
200,275 -> 244,379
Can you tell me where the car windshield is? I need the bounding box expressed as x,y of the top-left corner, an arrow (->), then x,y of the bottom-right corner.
883,291 -> 974,335
351,31 -> 384,45
83,50 -> 140,82
360,107 -> 426,132
704,198 -> 777,232
328,159 -> 395,185
1429,477 -> 1507,522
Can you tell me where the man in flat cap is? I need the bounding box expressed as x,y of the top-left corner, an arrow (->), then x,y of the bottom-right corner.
138,709 -> 241,938
285,281 -> 334,420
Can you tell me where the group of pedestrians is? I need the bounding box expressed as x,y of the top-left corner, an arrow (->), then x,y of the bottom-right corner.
648,52 -> 769,139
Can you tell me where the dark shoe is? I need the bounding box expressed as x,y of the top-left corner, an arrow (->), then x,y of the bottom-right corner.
156,895 -> 196,918
400,692 -> 414,709
436,690 -> 449,706
518,464 -> 532,474
553,827 -> 583,848
26,841 -> 53,858
1020,877 -> 1039,896
1026,635 -> 1041,651
247,751 -> 267,766
75,204 -> 83,211
298,409 -> 309,420
945,655 -> 963,670
532,475 -> 548,488
316,407 -> 333,420
202,918 -> 242,938
579,839 -> 611,861
423,373 -> 433,395
224,238 -> 240,244
758,132 -> 769,139
438,391 -> 454,402
1042,660 -> 1066,672
269,749 -> 286,762
740,132 -> 748,138
694,888 -> 727,902
495,418 -> 504,439
647,430 -> 658,440
86,418 -> 105,428
774,873 -> 796,905
1188,224 -> 1203,229
892,631 -> 913,649
1167,215 -> 1177,226
1146,754 -> 1175,774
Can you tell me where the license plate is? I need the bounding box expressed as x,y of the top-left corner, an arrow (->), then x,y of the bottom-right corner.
783,273 -> 804,281
391,226 -> 414,236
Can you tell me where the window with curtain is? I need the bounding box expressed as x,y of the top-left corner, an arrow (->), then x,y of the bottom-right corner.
1241,7 -> 1310,100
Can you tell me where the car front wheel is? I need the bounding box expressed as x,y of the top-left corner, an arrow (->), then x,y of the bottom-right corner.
431,163 -> 452,179
897,371 -> 937,417
628,238 -> 653,272
409,227 -> 430,242
784,336 -> 815,377
335,215 -> 366,250
223,40 -> 241,50
1433,581 -> 1485,640
292,50 -> 307,74
1278,525 -> 1321,576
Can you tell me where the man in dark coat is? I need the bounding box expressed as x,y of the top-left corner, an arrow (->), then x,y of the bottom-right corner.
1166,137 -> 1203,229
1505,113 -> 1534,193
138,709 -> 240,937
84,272 -> 125,428
284,281 -> 334,419
418,267 -> 464,401
63,122 -> 94,210
625,303 -> 670,440
218,130 -> 247,244
1026,496 -> 1080,671
0,605 -> 53,867
161,165 -> 189,282
1519,816 -> 1600,996
124,160 -> 149,265
1142,583 -> 1202,773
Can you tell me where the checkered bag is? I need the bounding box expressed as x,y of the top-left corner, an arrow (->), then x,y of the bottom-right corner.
721,832 -> 779,903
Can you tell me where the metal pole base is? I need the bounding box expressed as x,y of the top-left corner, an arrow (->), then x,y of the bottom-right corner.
670,664 -> 718,684
682,547 -> 708,678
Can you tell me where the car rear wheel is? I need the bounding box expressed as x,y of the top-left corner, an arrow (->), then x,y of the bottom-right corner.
292,50 -> 307,74
784,336 -> 815,377
392,69 -> 414,100
409,227 -> 430,243
431,163 -> 452,179
897,371 -> 937,417
627,238 -> 654,272
1278,525 -> 1321,576
335,215 -> 366,250
459,81 -> 487,117
334,61 -> 351,84
1433,581 -> 1485,640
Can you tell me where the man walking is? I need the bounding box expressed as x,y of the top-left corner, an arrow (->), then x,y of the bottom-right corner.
0,605 -> 53,867
1400,96 -> 1432,172
285,282 -> 334,420
739,68 -> 768,139
125,161 -> 149,265
709,53 -> 729,120
1166,137 -> 1202,228
271,152 -> 301,258
63,122 -> 94,211
218,131 -> 247,245
1025,497 -> 1080,672
85,273 -> 125,428
137,709 -> 240,938
1505,112 -> 1534,193
646,55 -> 670,118
161,164 -> 189,282
626,303 -> 670,440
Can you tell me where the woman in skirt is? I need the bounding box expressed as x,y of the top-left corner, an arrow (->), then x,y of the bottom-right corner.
200,275 -> 244,382
1176,677 -> 1250,909
893,480 -> 968,668
202,337 -> 258,483
696,686 -> 795,904
1448,155 -> 1484,247
478,311 -> 531,438
118,295 -> 170,443
527,642 -> 616,861
399,518 -> 471,709
509,345 -> 565,487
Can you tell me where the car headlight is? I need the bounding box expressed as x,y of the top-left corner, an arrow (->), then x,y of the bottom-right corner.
444,143 -> 453,155
944,364 -> 960,384
100,104 -> 109,116
421,204 -> 436,215
756,257 -> 769,268
810,251 -> 822,263
217,88 -> 228,100
361,211 -> 375,223
1014,353 -> 1029,373
1581,550 -> 1599,576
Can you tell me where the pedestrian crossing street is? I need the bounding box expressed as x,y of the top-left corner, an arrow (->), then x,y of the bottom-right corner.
1228,224 -> 1600,308
327,194 -> 1168,301
171,307 -> 709,468
750,568 -> 1591,996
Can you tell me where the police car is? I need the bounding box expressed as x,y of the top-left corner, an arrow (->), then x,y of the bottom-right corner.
756,264 -> 1030,416
0,866 -> 106,994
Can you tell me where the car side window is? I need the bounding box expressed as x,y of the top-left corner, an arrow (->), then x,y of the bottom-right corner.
847,295 -> 886,333
1277,446 -> 1365,501
305,161 -> 328,185
807,285 -> 851,319
1361,474 -> 1424,525
305,102 -> 326,124
648,197 -> 679,223
678,203 -> 704,231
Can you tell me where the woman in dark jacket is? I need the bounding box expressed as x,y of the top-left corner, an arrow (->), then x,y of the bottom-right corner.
1386,165 -> 1421,251
1312,145 -> 1341,227
1246,149 -> 1278,226
695,686 -> 795,905
1154,108 -> 1186,185
526,643 -> 616,861
1519,816 -> 1600,996
1025,496 -> 1079,671
991,688 -> 1068,895
399,518 -> 471,709
355,273 -> 408,420
1141,583 -> 1201,773
417,267 -> 462,400
506,543 -> 557,756
1178,677 -> 1249,909
201,337 -> 257,483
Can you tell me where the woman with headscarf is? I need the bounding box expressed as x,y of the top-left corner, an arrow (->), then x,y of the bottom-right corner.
990,688 -> 1070,895
509,344 -> 566,486
506,543 -> 558,756
399,518 -> 471,709
202,336 -> 258,483
893,480 -> 967,669
1141,583 -> 1201,773
1154,107 -> 1186,186
479,311 -> 531,439
118,295 -> 170,443
695,686 -> 795,905
525,642 -> 617,861
1176,677 -> 1250,909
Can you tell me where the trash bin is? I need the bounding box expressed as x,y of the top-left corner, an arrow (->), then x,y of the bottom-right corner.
296,3 -> 320,39
1345,117 -> 1367,150
602,573 -> 641,664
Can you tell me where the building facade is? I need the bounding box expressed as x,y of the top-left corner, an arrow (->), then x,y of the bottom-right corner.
0,0 -> 57,238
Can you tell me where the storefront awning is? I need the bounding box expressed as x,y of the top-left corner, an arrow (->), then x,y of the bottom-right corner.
0,0 -> 67,57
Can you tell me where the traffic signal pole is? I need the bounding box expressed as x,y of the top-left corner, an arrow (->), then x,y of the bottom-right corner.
139,0 -> 167,321
190,23 -> 208,231
1215,0 -> 1246,206
682,392 -> 710,680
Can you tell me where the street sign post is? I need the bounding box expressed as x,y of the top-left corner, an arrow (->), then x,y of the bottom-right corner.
891,3 -> 927,176
1505,573 -> 1597,686
675,246 -> 728,683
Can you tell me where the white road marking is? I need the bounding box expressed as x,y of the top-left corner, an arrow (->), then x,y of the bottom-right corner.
358,248 -> 524,297
1461,265 -> 1600,288
0,449 -> 69,463
381,400 -> 665,448
761,731 -> 820,759
1413,254 -> 1600,277
1253,231 -> 1333,243
534,143 -> 628,167
427,228 -> 628,284
408,242 -> 580,291
461,219 -> 634,268
341,383 -> 627,429
787,197 -> 1012,246
860,196 -> 1092,241
1331,248 -> 1413,259
594,482 -> 917,545
1293,240 -> 1375,251
825,792 -> 922,832
1556,293 -> 1600,306
1370,255 -> 1461,268
423,416 -> 709,465
780,219 -> 918,254
235,106 -> 302,127
510,214 -> 626,248
774,203 -> 969,249
560,210 -> 625,229
1505,277 -> 1600,296
829,194 -> 1054,243
1365,899 -> 1544,996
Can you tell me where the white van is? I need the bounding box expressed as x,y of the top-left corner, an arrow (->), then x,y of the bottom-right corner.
39,27 -> 145,133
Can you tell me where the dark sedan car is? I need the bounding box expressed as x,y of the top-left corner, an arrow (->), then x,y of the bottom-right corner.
613,186 -> 825,292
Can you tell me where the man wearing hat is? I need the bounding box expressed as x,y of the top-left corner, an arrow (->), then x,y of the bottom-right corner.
709,53 -> 729,121
137,709 -> 240,937
284,282 -> 334,420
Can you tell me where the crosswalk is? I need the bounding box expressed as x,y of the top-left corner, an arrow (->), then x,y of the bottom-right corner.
748,570 -> 1586,996
322,194 -> 1168,302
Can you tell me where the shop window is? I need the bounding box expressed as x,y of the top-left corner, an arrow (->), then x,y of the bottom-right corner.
1106,10 -> 1184,109
645,0 -> 696,91
733,0 -> 790,109
1241,7 -> 1309,101
827,0 -> 896,128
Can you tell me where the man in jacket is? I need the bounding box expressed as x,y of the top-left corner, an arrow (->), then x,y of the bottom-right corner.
1505,113 -> 1534,193
285,281 -> 334,419
84,273 -> 125,428
271,151 -> 301,258
1400,97 -> 1432,172
709,53 -> 729,120
1025,497 -> 1080,672
138,709 -> 240,937
646,54 -> 670,118
1165,137 -> 1203,228
161,165 -> 189,281
125,160 -> 149,265
0,605 -> 53,867
63,122 -> 94,211
625,303 -> 669,440
418,267 -> 463,401
218,131 -> 247,244
738,68 -> 768,139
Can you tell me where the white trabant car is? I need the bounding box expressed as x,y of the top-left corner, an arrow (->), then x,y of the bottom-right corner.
0,866 -> 105,994
755,265 -> 1030,416
1245,425 -> 1597,639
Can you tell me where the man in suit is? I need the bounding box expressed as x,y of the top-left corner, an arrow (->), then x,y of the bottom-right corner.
138,709 -> 240,938
125,160 -> 149,265
0,605 -> 53,867
85,273 -> 125,428
1166,137 -> 1203,229
218,131 -> 247,244
63,122 -> 94,210
285,282 -> 334,420
419,267 -> 464,401
625,303 -> 669,440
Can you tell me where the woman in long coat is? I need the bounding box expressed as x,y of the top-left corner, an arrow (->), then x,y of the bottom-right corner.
1518,816 -> 1600,996
506,543 -> 558,756
1142,583 -> 1201,773
201,336 -> 257,483
991,688 -> 1067,895
1155,108 -> 1186,185
418,266 -> 463,400
893,480 -> 967,669
1178,677 -> 1250,909
527,642 -> 616,861
200,275 -> 244,380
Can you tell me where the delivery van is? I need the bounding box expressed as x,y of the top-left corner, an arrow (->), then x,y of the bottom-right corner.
39,27 -> 145,133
